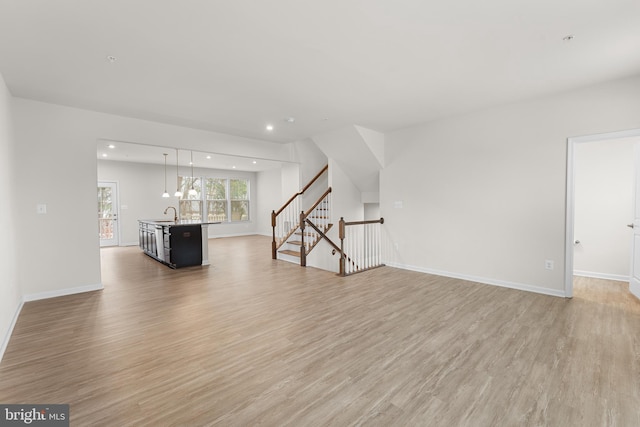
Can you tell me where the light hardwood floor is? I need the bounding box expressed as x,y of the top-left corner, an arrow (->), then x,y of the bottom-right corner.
1,235 -> 639,426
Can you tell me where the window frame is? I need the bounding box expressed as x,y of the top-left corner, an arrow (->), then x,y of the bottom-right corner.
179,175 -> 251,223
229,178 -> 250,222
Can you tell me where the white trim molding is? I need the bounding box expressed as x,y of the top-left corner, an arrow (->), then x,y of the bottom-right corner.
2,284 -> 103,362
208,232 -> 260,239
565,128 -> 640,299
0,300 -> 24,363
22,283 -> 104,302
386,262 -> 567,298
574,270 -> 629,282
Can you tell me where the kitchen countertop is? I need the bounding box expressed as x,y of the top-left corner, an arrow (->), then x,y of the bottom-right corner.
138,219 -> 222,226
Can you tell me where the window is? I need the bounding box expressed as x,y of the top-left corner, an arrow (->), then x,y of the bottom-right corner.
205,178 -> 228,222
230,178 -> 250,221
180,176 -> 250,222
178,176 -> 202,220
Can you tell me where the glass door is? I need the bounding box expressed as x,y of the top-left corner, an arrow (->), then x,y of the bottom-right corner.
98,181 -> 119,247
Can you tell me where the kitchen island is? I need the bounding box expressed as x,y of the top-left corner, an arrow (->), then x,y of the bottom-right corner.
138,220 -> 219,268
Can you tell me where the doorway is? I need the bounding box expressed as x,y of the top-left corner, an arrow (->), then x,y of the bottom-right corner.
98,181 -> 119,247
565,128 -> 640,298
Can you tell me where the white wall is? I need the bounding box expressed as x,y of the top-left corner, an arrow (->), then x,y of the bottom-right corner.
12,98 -> 292,297
312,126 -> 381,193
364,203 -> 381,220
290,138 -> 329,213
382,74 -> 640,296
98,160 -> 259,244
13,101 -> 103,297
281,163 -> 300,201
329,159 -> 365,225
291,138 -> 327,185
256,168 -> 283,236
0,73 -> 20,360
574,138 -> 638,280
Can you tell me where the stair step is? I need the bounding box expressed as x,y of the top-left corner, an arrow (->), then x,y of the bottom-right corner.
279,249 -> 301,257
288,240 -> 303,246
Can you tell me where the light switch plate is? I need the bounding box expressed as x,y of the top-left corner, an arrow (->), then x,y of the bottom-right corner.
37,204 -> 47,214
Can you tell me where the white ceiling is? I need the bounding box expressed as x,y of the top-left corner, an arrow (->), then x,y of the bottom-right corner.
1,0 -> 639,144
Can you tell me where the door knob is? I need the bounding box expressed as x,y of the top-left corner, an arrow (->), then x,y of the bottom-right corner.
628,224 -> 634,229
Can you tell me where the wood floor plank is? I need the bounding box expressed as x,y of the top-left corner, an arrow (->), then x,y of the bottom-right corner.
1,236 -> 639,426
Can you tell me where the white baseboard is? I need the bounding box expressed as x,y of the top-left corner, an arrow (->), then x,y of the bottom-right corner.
0,299 -> 24,363
120,241 -> 139,247
23,283 -> 104,302
208,232 -> 260,239
385,262 -> 566,298
1,283 -> 103,363
573,270 -> 629,282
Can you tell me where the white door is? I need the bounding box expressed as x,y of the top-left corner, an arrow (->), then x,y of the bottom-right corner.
629,145 -> 640,299
98,181 -> 119,247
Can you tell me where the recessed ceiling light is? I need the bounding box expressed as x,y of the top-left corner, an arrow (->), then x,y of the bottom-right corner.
563,35 -> 574,42
252,160 -> 257,164
108,144 -> 115,149
266,124 -> 274,131
206,155 -> 211,159
106,55 -> 117,63
102,153 -> 108,157
285,117 -> 295,123
232,166 -> 236,169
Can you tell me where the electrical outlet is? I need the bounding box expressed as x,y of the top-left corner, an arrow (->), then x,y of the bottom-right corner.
545,260 -> 554,270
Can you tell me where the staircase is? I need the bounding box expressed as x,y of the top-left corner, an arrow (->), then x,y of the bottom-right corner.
272,166 -> 332,265
272,164 -> 386,275
281,202 -> 330,250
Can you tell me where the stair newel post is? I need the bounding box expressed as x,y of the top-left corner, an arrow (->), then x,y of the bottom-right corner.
339,217 -> 345,276
271,210 -> 277,259
300,211 -> 307,267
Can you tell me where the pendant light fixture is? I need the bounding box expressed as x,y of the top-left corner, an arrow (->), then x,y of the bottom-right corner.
162,153 -> 170,198
188,150 -> 197,196
174,149 -> 183,198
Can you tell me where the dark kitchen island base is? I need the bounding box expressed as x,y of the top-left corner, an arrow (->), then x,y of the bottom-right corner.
139,220 -> 205,268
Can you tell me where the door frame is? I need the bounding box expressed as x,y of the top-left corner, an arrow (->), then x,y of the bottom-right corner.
98,180 -> 120,247
565,128 -> 640,298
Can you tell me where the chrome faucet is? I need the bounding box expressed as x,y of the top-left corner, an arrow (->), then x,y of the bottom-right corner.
164,206 -> 178,222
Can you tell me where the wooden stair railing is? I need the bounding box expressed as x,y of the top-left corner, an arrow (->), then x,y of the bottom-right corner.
339,217 -> 385,276
271,164 -> 328,259
298,187 -> 332,266
303,218 -> 358,272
